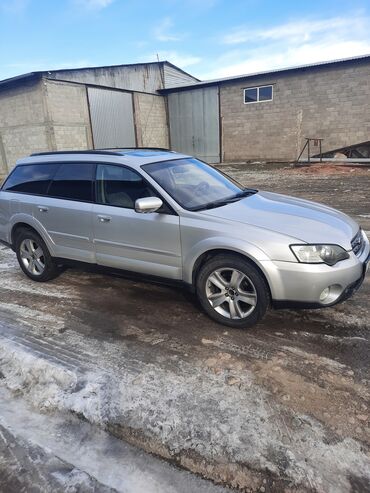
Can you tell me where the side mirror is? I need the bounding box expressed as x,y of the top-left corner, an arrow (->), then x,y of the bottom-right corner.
135,197 -> 163,213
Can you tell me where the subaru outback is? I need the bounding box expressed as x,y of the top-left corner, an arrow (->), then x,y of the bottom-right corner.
0,148 -> 368,328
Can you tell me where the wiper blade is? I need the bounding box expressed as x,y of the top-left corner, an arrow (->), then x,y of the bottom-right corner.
191,199 -> 231,211
235,188 -> 258,198
191,189 -> 258,211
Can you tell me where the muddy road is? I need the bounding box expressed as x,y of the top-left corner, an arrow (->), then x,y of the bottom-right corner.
0,163 -> 369,492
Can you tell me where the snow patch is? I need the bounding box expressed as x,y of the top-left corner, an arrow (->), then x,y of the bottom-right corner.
0,302 -> 66,331
0,337 -> 76,406
0,386 -> 229,493
0,334 -> 369,492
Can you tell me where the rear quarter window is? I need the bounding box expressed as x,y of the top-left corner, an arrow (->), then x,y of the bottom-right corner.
2,164 -> 59,195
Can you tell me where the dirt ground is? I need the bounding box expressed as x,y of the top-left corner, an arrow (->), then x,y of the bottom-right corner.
0,163 -> 369,492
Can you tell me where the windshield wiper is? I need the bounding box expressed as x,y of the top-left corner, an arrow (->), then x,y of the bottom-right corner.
234,188 -> 258,199
191,188 -> 258,211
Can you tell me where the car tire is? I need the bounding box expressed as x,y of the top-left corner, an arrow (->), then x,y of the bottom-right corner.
15,228 -> 61,282
196,254 -> 270,329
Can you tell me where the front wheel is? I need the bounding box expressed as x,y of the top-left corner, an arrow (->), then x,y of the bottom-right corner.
196,254 -> 270,329
15,229 -> 61,282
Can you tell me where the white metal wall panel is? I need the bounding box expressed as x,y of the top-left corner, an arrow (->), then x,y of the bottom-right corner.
163,64 -> 198,88
168,87 -> 220,163
87,87 -> 136,148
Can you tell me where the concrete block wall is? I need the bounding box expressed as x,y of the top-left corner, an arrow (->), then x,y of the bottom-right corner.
133,93 -> 169,148
3,60 -> 369,171
220,63 -> 370,162
45,80 -> 93,151
0,80 -> 48,173
0,79 -> 93,176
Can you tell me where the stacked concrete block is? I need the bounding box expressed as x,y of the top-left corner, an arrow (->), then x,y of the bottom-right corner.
0,80 -> 47,172
45,80 -> 93,151
220,64 -> 370,162
0,79 -> 93,174
134,93 -> 169,148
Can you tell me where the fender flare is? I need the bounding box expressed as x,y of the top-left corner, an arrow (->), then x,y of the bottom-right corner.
9,214 -> 56,255
183,236 -> 271,285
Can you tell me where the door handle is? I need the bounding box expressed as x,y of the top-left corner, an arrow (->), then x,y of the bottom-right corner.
38,206 -> 49,212
98,214 -> 111,223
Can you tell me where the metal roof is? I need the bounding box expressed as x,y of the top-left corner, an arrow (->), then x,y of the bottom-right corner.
3,54 -> 370,94
0,71 -> 41,88
41,60 -> 199,81
160,54 -> 370,93
0,60 -> 199,90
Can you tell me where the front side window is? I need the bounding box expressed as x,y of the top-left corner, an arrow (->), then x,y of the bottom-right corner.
143,158 -> 253,211
244,85 -> 273,104
96,164 -> 157,209
48,163 -> 94,202
2,164 -> 58,195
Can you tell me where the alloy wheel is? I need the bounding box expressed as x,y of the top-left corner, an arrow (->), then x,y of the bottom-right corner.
205,268 -> 257,319
19,238 -> 46,276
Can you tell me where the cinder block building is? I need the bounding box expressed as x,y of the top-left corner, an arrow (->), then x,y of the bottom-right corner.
0,61 -> 198,175
161,54 -> 370,163
1,55 -> 370,174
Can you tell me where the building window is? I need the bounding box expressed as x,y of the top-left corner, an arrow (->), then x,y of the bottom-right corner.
244,85 -> 273,104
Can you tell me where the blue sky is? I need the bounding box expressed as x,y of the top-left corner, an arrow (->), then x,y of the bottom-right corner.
1,0 -> 370,81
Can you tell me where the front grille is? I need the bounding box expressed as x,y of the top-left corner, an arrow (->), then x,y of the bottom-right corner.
351,229 -> 365,256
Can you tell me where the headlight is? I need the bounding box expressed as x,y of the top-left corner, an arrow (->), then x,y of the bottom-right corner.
290,244 -> 349,266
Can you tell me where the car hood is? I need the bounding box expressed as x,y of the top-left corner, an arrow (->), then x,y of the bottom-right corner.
200,191 -> 358,249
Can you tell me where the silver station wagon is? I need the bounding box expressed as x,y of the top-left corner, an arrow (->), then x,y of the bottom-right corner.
0,149 -> 369,328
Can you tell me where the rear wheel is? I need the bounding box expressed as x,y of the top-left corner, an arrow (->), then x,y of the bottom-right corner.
15,229 -> 60,282
196,254 -> 270,328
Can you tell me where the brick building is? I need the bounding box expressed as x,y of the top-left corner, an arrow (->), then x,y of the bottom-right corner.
1,55 -> 370,174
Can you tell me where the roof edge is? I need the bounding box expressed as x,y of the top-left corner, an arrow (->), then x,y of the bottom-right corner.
159,54 -> 370,93
0,60 -> 200,90
0,71 -> 43,89
42,60 -> 166,74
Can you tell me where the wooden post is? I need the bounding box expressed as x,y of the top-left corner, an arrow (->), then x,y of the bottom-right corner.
307,138 -> 310,164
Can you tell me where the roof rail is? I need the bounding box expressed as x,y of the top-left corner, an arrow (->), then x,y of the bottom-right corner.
30,150 -> 122,157
30,147 -> 174,157
97,147 -> 174,152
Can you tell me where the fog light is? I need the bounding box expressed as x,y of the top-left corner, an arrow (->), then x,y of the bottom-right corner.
320,287 -> 330,301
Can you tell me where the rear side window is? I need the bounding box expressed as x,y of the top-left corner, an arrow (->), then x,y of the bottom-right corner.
48,163 -> 94,202
2,164 -> 58,195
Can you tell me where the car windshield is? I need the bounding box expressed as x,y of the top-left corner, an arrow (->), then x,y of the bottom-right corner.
142,158 -> 256,211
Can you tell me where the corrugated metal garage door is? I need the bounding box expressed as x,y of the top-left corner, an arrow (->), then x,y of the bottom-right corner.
87,87 -> 136,148
167,87 -> 220,163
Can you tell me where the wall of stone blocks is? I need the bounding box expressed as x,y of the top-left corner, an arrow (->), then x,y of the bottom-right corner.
45,80 -> 93,151
0,80 -> 49,174
2,60 -> 369,171
0,79 -> 93,176
220,63 -> 370,162
133,93 -> 169,148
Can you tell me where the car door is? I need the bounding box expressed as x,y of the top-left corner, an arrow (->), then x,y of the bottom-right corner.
33,162 -> 95,263
92,164 -> 182,279
0,162 -> 59,244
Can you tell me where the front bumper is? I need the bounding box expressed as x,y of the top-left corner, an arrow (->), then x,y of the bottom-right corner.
261,241 -> 369,308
